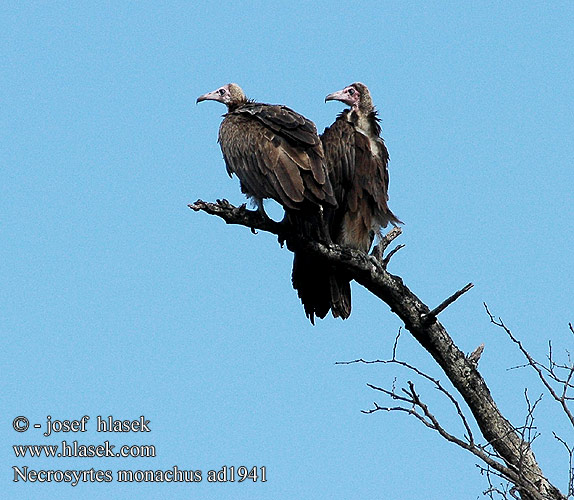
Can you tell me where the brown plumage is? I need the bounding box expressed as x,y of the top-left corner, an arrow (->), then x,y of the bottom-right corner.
197,83 -> 351,323
323,82 -> 401,251
322,83 -> 401,318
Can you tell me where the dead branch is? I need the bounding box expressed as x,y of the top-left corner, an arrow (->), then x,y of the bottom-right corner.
350,355 -> 552,498
371,226 -> 403,261
468,343 -> 486,367
553,433 -> 574,498
422,282 -> 474,326
364,379 -> 529,492
481,466 -> 521,500
484,303 -> 574,428
338,354 -> 475,444
192,198 -> 566,500
189,199 -> 285,235
382,244 -> 405,268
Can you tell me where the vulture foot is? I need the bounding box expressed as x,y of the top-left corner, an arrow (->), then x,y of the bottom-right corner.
276,221 -> 291,248
249,205 -> 274,234
216,198 -> 233,209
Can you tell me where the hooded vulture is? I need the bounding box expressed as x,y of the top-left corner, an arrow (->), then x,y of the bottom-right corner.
197,83 -> 351,323
321,83 -> 401,318
322,82 -> 401,251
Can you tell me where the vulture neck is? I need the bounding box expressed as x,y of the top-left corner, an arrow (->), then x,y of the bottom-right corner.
355,93 -> 374,113
348,106 -> 376,135
347,106 -> 382,156
226,98 -> 250,112
351,99 -> 374,114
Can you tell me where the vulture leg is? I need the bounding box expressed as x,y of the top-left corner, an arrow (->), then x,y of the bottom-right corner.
256,202 -> 274,224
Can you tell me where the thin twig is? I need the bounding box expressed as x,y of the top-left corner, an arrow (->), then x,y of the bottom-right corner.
364,380 -> 523,490
553,432 -> 574,498
484,303 -> 574,428
371,226 -> 403,260
422,283 -> 474,325
392,327 -> 402,360
382,244 -> 406,268
335,358 -> 385,365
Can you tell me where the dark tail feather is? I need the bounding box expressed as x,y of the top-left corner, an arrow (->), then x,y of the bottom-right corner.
329,273 -> 351,320
287,208 -> 352,324
292,252 -> 331,324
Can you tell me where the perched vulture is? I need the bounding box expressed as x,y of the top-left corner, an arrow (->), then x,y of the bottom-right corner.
321,83 -> 401,318
322,82 -> 401,251
197,83 -> 351,323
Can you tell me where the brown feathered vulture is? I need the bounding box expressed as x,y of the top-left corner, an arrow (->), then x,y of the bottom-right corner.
322,82 -> 401,251
321,83 -> 401,318
197,83 -> 351,323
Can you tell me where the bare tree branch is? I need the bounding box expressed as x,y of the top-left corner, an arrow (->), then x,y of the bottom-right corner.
484,303 -> 574,429
337,353 -> 475,444
191,199 -> 567,500
364,379 -> 529,493
382,244 -> 405,268
371,226 -> 403,261
468,343 -> 485,367
422,282 -> 474,326
481,466 -> 522,500
553,433 -> 574,498
347,354 -> 553,498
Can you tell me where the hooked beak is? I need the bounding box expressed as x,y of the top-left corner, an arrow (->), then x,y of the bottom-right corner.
325,89 -> 346,103
196,89 -> 220,104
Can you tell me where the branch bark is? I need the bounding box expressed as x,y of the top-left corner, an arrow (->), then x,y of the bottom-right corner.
190,199 -> 566,500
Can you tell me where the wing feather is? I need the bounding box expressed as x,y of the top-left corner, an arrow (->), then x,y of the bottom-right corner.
322,109 -> 400,251
219,105 -> 335,209
238,104 -> 321,147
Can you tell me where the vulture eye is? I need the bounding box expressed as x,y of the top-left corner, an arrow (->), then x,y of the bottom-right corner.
219,88 -> 226,95
348,88 -> 355,96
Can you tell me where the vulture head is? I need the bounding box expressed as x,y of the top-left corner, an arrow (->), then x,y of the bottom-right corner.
325,82 -> 373,112
197,83 -> 247,110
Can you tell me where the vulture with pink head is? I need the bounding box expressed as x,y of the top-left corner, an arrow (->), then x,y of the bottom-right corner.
323,82 -> 401,251
322,83 -> 401,317
197,83 -> 351,323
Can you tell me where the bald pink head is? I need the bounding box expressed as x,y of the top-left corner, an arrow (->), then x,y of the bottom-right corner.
325,83 -> 373,112
197,83 -> 247,110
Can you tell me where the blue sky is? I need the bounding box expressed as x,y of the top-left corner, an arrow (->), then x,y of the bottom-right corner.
2,2 -> 573,499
